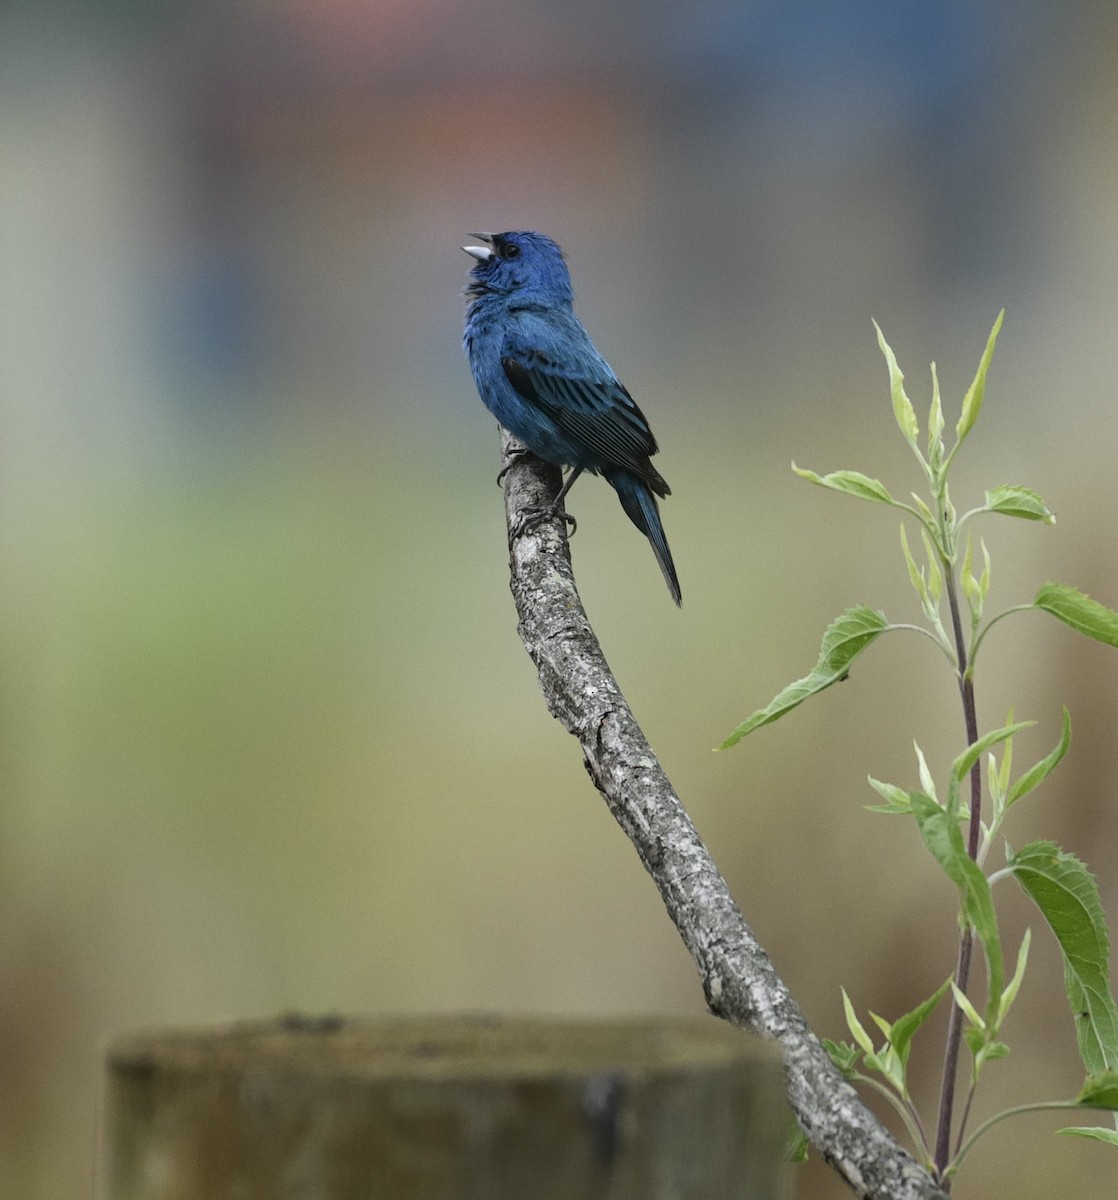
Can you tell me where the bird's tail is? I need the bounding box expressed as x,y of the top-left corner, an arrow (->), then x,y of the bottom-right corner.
605,469 -> 682,606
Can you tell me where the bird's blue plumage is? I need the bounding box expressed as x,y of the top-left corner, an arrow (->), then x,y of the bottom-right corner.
462,231 -> 681,605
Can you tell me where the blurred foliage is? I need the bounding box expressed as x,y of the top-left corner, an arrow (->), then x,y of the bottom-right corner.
3,2 -> 1118,1198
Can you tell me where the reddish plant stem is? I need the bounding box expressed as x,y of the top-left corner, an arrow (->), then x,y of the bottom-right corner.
933,570 -> 984,1185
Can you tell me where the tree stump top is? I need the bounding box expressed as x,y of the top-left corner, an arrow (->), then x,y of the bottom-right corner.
108,1012 -> 779,1082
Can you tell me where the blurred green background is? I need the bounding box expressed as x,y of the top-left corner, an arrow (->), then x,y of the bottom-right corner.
2,2 -> 1117,1197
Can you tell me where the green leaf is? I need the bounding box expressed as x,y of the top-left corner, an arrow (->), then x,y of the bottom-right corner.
866,777 -> 914,814
980,1040 -> 1010,1062
996,711 -> 1013,798
914,744 -> 938,801
1006,708 -> 1071,808
1067,966 -> 1106,1072
998,929 -> 1032,1023
869,1010 -> 894,1040
920,528 -> 943,605
900,523 -> 930,610
889,977 -> 952,1064
874,321 -> 920,450
913,793 -> 1004,1017
955,310 -> 1004,446
951,982 -> 986,1031
1009,841 -> 1118,1074
842,988 -> 876,1057
792,465 -> 898,506
1059,1126 -> 1118,1146
928,361 -> 944,463
909,493 -> 936,528
984,484 -> 1055,524
961,533 -> 981,624
952,721 -> 1034,786
719,607 -> 889,747
822,1038 -> 861,1075
1034,582 -> 1118,648
963,1025 -> 986,1056
787,1124 -> 811,1162
1076,1071 -> 1118,1110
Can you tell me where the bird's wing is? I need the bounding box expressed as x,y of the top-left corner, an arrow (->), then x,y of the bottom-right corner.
500,344 -> 663,484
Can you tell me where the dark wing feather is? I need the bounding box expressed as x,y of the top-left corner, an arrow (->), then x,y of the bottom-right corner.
502,349 -> 668,493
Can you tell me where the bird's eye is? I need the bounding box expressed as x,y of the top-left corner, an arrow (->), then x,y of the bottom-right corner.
501,242 -> 521,260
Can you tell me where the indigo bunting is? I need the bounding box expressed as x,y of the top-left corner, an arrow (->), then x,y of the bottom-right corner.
462,231 -> 681,606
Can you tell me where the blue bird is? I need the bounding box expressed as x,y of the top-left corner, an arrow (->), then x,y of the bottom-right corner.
462,231 -> 681,606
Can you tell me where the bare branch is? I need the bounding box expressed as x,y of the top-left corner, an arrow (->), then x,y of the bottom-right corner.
498,431 -> 949,1200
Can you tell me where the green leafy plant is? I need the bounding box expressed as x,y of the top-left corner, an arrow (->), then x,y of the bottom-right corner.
723,313 -> 1118,1184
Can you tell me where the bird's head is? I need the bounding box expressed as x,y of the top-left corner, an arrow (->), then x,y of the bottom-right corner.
462,231 -> 574,307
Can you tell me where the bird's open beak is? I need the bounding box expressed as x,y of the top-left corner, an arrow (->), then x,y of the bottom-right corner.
462,232 -> 494,262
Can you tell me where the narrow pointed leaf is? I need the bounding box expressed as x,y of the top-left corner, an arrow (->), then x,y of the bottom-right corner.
910,493 -> 936,527
984,484 -> 1055,523
842,988 -> 876,1057
866,777 -> 914,814
920,528 -> 943,604
997,731 -> 1012,796
998,929 -> 1032,1023
979,540 -> 992,603
792,465 -> 898,506
1009,841 -> 1118,1074
900,524 -> 929,609
913,792 -> 1004,1016
995,707 -> 1015,801
869,1011 -> 894,1040
987,754 -> 1005,819
961,531 -> 975,589
950,982 -> 986,1031
961,533 -> 981,620
720,607 -> 889,747
928,361 -> 944,461
1035,583 -> 1118,648
956,310 -> 1004,445
952,721 -> 1034,784
889,977 -> 952,1064
874,321 -> 920,448
1006,708 -> 1071,808
1058,1126 -> 1118,1146
914,744 -> 938,801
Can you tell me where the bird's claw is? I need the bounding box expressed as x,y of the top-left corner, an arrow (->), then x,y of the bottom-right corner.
511,504 -> 576,540
496,447 -> 534,487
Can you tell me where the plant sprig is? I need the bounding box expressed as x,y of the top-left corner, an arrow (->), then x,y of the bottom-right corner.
723,315 -> 1118,1184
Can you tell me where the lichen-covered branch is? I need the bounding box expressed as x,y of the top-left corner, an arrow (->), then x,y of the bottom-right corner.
498,431 -> 949,1200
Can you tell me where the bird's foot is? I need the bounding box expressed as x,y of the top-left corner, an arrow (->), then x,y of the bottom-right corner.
496,447 -> 536,487
511,503 -> 577,540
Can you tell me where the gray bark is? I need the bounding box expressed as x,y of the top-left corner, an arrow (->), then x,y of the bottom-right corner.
498,432 -> 949,1200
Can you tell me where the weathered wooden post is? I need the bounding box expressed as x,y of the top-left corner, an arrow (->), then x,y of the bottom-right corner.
103,1014 -> 789,1199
